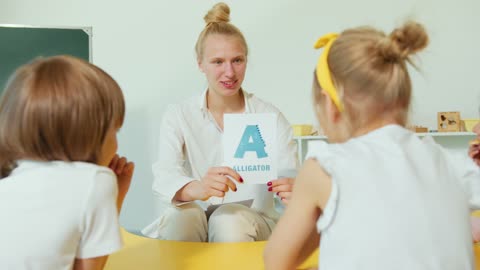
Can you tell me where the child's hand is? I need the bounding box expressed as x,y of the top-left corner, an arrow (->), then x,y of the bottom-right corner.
470,122 -> 480,166
468,143 -> 480,166
108,154 -> 134,211
471,216 -> 480,243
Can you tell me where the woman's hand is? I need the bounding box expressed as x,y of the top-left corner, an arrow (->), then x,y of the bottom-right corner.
268,177 -> 295,205
108,154 -> 135,212
181,167 -> 243,202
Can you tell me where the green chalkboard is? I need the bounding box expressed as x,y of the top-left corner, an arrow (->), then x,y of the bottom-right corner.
0,26 -> 91,94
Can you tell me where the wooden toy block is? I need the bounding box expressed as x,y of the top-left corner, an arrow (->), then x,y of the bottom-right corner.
407,125 -> 428,133
437,111 -> 461,132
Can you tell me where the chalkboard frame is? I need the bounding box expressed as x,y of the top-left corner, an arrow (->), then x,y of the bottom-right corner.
0,24 -> 92,61
0,24 -> 92,92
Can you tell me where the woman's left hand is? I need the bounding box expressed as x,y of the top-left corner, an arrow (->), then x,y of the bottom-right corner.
267,177 -> 295,205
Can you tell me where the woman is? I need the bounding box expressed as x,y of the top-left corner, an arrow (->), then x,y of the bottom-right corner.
142,2 -> 297,242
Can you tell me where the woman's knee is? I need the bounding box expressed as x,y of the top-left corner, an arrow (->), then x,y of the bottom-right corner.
208,204 -> 270,242
158,203 -> 208,241
171,203 -> 207,223
209,203 -> 249,220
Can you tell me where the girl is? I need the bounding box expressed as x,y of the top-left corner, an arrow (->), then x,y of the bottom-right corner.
142,2 -> 297,242
469,122 -> 480,242
0,55 -> 134,270
265,22 -> 480,269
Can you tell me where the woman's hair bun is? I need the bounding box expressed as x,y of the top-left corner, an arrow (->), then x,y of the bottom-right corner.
204,2 -> 230,25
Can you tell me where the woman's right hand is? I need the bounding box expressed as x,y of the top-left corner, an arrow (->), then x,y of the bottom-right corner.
182,167 -> 243,201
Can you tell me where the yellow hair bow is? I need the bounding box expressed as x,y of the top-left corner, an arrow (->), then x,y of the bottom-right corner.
314,33 -> 343,112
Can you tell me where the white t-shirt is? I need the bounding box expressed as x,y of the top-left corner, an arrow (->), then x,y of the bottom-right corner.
307,125 -> 480,270
0,160 -> 123,270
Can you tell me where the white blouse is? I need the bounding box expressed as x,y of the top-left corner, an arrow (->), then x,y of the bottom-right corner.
151,89 -> 298,218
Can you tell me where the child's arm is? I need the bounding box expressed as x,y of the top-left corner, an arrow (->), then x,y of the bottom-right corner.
294,226 -> 321,266
73,256 -> 108,270
264,158 -> 332,270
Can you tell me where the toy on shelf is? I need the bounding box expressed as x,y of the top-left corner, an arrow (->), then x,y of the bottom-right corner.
408,125 -> 428,133
437,111 -> 461,132
462,119 -> 480,132
292,124 -> 313,136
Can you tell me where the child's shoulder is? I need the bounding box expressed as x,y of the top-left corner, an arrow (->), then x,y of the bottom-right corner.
45,162 -> 117,195
14,160 -> 114,180
5,161 -> 116,199
66,161 -> 114,173
304,140 -> 343,170
56,161 -> 115,181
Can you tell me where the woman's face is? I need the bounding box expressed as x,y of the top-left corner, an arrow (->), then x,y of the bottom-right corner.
198,34 -> 247,97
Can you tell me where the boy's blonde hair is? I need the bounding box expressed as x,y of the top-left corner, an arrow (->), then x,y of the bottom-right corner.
314,21 -> 428,130
195,2 -> 248,61
0,55 -> 125,178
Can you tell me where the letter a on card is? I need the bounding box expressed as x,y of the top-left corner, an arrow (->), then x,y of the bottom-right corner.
234,125 -> 268,158
223,113 -> 277,185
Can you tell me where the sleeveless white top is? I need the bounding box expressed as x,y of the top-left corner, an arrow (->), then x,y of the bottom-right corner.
306,125 -> 480,270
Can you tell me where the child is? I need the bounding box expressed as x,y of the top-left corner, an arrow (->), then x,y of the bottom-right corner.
0,55 -> 134,270
469,122 -> 480,242
265,22 -> 480,269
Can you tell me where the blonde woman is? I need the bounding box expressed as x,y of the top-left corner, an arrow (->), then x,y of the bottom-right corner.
142,2 -> 297,242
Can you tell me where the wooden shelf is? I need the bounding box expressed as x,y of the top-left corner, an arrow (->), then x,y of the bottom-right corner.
293,135 -> 327,140
414,132 -> 476,137
293,131 -> 476,165
294,132 -> 476,140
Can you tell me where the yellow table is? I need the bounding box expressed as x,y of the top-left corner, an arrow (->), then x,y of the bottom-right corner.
104,228 -> 317,270
104,228 -> 480,270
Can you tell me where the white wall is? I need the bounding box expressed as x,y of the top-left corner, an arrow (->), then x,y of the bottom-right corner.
1,0 -> 479,231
